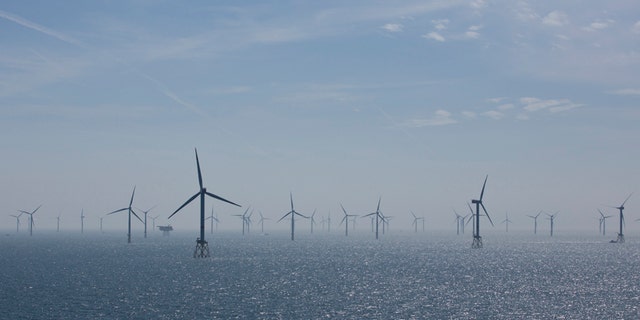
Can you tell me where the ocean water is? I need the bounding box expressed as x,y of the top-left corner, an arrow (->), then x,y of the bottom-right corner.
1,232 -> 639,319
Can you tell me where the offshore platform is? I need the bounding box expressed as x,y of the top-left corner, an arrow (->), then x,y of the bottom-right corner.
158,225 -> 173,236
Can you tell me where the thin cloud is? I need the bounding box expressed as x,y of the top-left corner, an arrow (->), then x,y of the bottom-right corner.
520,97 -> 582,113
607,88 -> 640,95
633,21 -> 640,34
403,110 -> 457,127
583,20 -> 614,32
483,110 -> 505,120
382,23 -> 403,32
461,111 -> 476,118
466,25 -> 482,39
423,31 -> 445,42
542,11 -> 569,27
432,19 -> 449,30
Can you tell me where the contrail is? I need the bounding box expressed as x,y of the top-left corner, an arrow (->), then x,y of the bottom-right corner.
0,9 -> 84,47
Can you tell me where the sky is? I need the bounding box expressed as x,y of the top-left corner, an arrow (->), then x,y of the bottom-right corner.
1,0 -> 639,235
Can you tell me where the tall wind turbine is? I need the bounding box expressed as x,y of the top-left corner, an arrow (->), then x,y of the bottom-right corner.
278,193 -> 308,241
107,187 -> 143,243
19,205 -> 42,236
363,197 -> 385,240
501,212 -> 512,233
168,148 -> 241,258
598,209 -> 612,236
610,193 -> 632,243
339,204 -> 358,237
9,213 -> 22,233
471,175 -> 494,248
80,209 -> 86,234
453,209 -> 463,235
139,205 -> 156,238
526,211 -> 542,234
546,211 -> 559,237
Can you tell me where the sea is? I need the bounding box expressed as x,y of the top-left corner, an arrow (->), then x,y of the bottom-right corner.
1,231 -> 639,319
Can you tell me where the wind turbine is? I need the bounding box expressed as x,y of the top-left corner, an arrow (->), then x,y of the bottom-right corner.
453,209 -> 463,235
598,209 -> 612,236
9,213 -> 22,233
546,211 -> 559,237
363,197 -> 385,240
339,203 -> 358,237
258,211 -> 269,233
501,212 -> 512,233
80,209 -> 86,234
138,205 -> 156,238
411,211 -> 423,233
327,211 -> 331,233
19,205 -> 42,236
149,215 -> 159,230
55,212 -> 61,232
99,217 -> 104,233
526,211 -> 542,234
278,193 -> 308,241
205,207 -> 219,234
310,209 -> 317,234
107,187 -> 143,243
233,207 -> 251,235
168,148 -> 241,258
471,175 -> 494,248
609,193 -> 632,243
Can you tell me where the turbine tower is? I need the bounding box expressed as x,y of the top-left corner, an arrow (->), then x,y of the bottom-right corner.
19,205 -> 42,236
610,193 -> 632,243
139,206 -> 156,238
107,187 -> 143,243
278,193 -> 308,241
9,213 -> 22,233
56,212 -> 61,232
471,175 -> 494,248
80,209 -> 85,234
546,211 -> 558,237
233,207 -> 251,235
258,211 -> 269,233
526,211 -> 542,234
363,197 -> 385,240
99,217 -> 104,233
169,148 -> 241,258
501,212 -> 512,233
453,209 -> 463,235
339,203 -> 358,237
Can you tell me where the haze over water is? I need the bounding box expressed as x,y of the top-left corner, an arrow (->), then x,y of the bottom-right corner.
2,232 -> 639,319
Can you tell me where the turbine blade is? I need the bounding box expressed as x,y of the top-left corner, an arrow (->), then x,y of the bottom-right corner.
205,191 -> 241,207
340,203 -> 348,216
168,193 -> 199,219
621,193 -> 633,207
290,192 -> 294,211
131,209 -> 144,223
481,203 -> 494,226
278,211 -> 292,222
128,186 -> 136,207
107,208 -> 128,215
376,197 -> 381,213
467,202 -> 474,215
294,211 -> 309,219
479,175 -> 488,201
195,148 -> 203,190
32,205 -> 42,215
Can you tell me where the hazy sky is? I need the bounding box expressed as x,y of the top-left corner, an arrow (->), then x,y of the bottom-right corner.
1,1 -> 639,235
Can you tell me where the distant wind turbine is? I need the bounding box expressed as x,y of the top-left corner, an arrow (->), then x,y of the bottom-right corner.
149,215 -> 159,230
258,211 -> 269,233
107,187 -> 143,243
598,209 -> 612,236
339,204 -> 358,237
205,207 -> 219,234
546,211 -> 559,237
526,211 -> 542,234
278,193 -> 308,241
609,193 -> 632,243
19,205 -> 42,236
363,197 -> 385,240
233,207 -> 252,235
411,211 -> 424,233
138,205 -> 156,238
471,175 -> 494,248
80,209 -> 85,234
9,213 -> 22,233
453,209 -> 463,235
310,209 -> 317,234
501,212 -> 512,233
168,148 -> 241,258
